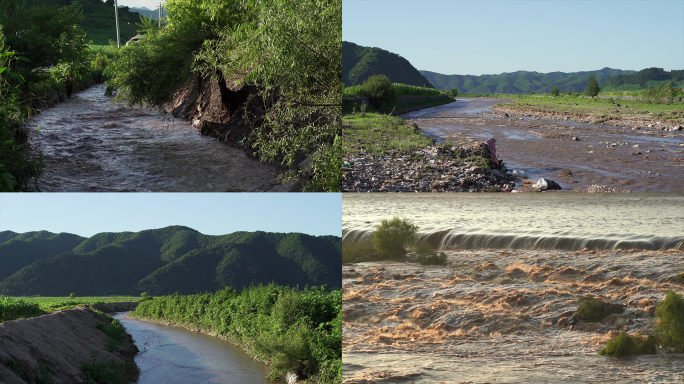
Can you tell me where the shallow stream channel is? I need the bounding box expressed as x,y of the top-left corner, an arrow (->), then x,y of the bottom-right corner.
402,99 -> 684,192
27,85 -> 289,191
113,312 -> 281,384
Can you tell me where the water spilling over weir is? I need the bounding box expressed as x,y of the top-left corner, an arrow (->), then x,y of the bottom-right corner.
343,193 -> 684,251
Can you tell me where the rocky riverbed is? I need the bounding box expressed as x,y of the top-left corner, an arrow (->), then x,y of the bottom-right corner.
487,105 -> 684,133
342,142 -> 517,192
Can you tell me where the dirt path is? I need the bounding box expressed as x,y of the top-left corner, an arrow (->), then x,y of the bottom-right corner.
0,306 -> 138,384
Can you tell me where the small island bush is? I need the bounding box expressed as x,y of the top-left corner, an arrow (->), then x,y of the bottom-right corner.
655,290 -> 684,352
576,295 -> 623,322
373,217 -> 419,259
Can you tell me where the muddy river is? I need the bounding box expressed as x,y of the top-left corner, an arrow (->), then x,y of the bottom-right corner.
342,194 -> 684,383
28,85 -> 289,191
114,313 -> 280,384
402,99 -> 684,192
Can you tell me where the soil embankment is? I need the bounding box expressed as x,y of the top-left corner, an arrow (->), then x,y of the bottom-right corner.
0,306 -> 138,384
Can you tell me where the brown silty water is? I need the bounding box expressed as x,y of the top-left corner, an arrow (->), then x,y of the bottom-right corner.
342,194 -> 684,384
401,99 -> 684,192
27,85 -> 290,192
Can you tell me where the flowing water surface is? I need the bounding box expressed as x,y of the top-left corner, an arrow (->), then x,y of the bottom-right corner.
114,313 -> 280,384
343,194 -> 684,384
28,85 -> 289,191
401,99 -> 684,192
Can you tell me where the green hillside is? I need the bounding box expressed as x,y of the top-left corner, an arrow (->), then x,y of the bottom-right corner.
421,68 -> 636,94
600,67 -> 684,91
343,41 -> 434,88
0,227 -> 341,296
26,0 -> 146,45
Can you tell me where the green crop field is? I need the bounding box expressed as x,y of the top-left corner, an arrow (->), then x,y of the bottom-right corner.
0,296 -> 143,322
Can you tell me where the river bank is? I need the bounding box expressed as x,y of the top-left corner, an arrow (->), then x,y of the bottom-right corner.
0,306 -> 139,384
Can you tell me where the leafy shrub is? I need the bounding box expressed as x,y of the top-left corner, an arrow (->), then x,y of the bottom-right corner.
141,292 -> 150,298
69,293 -> 76,299
361,75 -> 396,111
599,332 -> 656,357
576,296 -> 623,322
414,244 -> 448,266
450,88 -> 459,97
642,82 -> 678,105
551,86 -> 559,97
0,297 -> 44,322
656,291 -> 684,352
373,217 -> 419,259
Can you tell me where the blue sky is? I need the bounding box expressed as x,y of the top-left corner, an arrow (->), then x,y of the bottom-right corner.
343,0 -> 684,76
0,194 -> 341,237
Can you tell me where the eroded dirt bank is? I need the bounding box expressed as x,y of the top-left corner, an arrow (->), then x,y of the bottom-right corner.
0,306 -> 138,384
343,249 -> 684,384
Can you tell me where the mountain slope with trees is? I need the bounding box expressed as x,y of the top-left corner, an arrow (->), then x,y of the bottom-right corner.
421,68 -> 636,94
343,41 -> 434,88
0,227 -> 341,296
600,67 -> 684,90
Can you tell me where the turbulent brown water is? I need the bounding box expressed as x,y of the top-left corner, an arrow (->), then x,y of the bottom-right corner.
343,194 -> 684,383
114,313 -> 280,384
401,99 -> 684,192
27,85 -> 289,191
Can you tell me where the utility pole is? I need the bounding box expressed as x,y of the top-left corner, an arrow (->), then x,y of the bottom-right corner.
114,0 -> 120,48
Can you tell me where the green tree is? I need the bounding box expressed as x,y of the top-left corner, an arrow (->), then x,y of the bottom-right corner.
584,75 -> 600,98
361,74 -> 396,110
551,86 -> 559,97
373,217 -> 419,259
450,88 -> 458,97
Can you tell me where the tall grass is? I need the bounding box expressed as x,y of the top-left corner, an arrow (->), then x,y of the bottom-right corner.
131,284 -> 341,383
344,83 -> 443,97
0,297 -> 44,322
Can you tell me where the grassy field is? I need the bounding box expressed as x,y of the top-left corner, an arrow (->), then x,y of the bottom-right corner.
493,93 -> 684,122
342,113 -> 436,156
344,83 -> 444,97
0,296 -> 143,322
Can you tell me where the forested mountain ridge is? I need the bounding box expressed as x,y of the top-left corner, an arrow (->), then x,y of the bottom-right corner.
343,41 -> 434,88
421,68 -> 637,94
0,227 -> 341,296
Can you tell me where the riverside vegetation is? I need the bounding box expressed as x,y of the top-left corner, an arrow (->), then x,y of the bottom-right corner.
1,0 -> 340,192
130,283 -> 341,383
106,0 -> 341,191
0,0 -> 122,191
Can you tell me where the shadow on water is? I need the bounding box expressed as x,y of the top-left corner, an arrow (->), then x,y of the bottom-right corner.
114,313 -> 281,384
